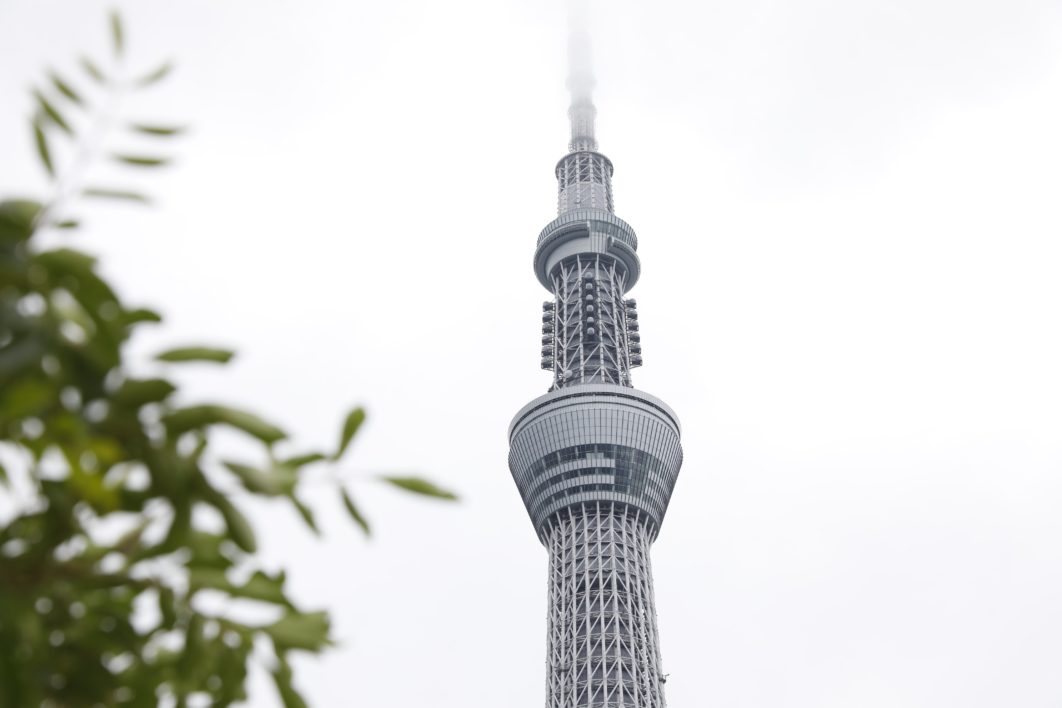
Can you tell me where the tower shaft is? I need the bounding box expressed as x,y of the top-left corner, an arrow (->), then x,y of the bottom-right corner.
546,504 -> 664,708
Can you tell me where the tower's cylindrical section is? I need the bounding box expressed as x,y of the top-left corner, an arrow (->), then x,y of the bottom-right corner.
545,502 -> 665,708
557,151 -> 614,215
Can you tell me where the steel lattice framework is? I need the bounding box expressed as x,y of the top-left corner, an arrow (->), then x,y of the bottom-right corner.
508,26 -> 684,708
547,255 -> 632,387
545,504 -> 664,708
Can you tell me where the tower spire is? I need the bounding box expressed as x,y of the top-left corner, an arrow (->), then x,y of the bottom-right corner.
566,18 -> 597,152
556,0 -> 614,214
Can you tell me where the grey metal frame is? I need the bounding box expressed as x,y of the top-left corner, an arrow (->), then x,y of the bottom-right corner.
545,503 -> 665,708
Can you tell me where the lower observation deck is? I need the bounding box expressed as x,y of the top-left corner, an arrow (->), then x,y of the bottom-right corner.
509,384 -> 683,542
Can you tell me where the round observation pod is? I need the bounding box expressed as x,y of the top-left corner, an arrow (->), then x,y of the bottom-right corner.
509,384 -> 683,541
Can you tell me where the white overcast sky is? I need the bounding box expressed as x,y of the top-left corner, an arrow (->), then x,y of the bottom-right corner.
3,1 -> 1062,706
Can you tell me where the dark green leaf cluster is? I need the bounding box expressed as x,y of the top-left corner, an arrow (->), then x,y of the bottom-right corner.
1,12 -> 456,708
0,197 -> 337,707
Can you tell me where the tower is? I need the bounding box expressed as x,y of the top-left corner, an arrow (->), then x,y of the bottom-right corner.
507,23 -> 683,708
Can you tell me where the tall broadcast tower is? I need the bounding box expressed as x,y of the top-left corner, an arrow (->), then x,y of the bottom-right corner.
507,18 -> 684,708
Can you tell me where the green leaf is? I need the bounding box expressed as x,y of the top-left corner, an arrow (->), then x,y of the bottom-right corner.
30,248 -> 125,363
129,122 -> 185,136
379,476 -> 458,501
68,464 -> 121,512
155,346 -> 234,364
112,378 -> 176,407
222,460 -> 296,497
80,56 -> 107,83
282,452 -> 327,468
112,154 -> 171,168
187,531 -> 233,569
34,246 -> 96,270
178,613 -> 205,678
54,219 -> 80,229
263,611 -> 331,652
214,496 -> 256,553
237,570 -> 292,606
189,567 -> 292,609
290,496 -> 319,535
136,62 -> 174,87
334,407 -> 365,460
188,567 -> 231,593
32,119 -> 54,177
0,199 -> 43,243
122,307 -> 163,325
110,10 -> 124,57
34,90 -> 72,135
160,497 -> 192,551
49,70 -> 83,105
83,187 -> 150,203
339,487 -> 370,536
158,586 -> 177,628
272,658 -> 309,708
164,405 -> 287,444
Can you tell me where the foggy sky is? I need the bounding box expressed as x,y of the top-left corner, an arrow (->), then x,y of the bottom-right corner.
2,1 -> 1062,706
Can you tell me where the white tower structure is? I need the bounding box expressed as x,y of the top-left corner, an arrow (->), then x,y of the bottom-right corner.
508,20 -> 683,708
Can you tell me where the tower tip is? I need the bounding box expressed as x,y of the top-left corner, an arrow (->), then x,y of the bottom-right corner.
566,1 -> 597,152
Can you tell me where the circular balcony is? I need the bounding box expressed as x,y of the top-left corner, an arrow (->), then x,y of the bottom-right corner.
533,210 -> 641,292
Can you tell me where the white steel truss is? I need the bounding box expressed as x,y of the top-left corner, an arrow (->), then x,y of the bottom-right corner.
544,502 -> 666,708
557,151 -> 615,214
543,254 -> 641,389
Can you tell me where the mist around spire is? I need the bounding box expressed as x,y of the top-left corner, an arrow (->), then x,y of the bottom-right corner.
566,0 -> 597,152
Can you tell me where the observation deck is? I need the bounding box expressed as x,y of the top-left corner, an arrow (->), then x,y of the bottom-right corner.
509,384 -> 683,542
533,208 -> 641,292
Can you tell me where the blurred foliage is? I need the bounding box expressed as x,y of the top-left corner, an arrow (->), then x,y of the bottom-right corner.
0,12 -> 455,708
